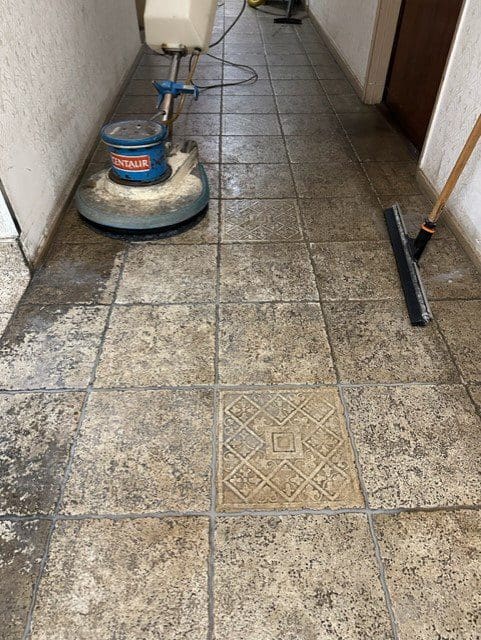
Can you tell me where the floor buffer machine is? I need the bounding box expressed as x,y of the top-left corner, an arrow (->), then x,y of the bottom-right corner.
75,0 -> 218,232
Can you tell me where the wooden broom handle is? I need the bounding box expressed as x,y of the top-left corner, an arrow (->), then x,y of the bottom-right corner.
429,113 -> 481,223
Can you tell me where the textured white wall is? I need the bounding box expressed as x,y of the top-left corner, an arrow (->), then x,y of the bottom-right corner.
0,189 -> 17,238
308,0 -> 379,87
420,0 -> 481,261
0,0 -> 140,261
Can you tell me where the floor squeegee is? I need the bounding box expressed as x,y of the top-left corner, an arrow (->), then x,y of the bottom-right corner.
75,0 -> 218,232
384,114 -> 481,326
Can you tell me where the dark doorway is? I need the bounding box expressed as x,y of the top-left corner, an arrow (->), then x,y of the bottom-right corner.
384,0 -> 463,151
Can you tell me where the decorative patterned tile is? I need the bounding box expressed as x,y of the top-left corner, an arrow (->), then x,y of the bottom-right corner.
0,305 -> 108,391
219,303 -> 336,385
376,510 -> 481,640
31,518 -> 209,640
218,389 -> 362,510
0,520 -> 50,639
62,390 -> 213,514
221,200 -> 302,243
215,515 -> 393,639
220,243 -> 317,302
0,392 -> 83,515
222,136 -> 288,164
221,164 -> 295,199
344,385 -> 481,508
95,304 -> 215,387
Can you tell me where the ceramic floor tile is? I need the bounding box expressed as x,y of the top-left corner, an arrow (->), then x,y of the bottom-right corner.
176,135 -> 220,163
344,385 -> 481,508
22,242 -> 124,305
330,94 -> 375,114
469,384 -> 481,411
222,95 -> 277,114
350,132 -> 413,162
95,304 -> 215,387
299,196 -> 387,242
285,133 -> 355,163
320,78 -> 356,95
63,390 -> 212,514
221,199 -> 302,243
220,243 -> 317,302
266,53 -> 310,65
0,305 -> 108,391
417,238 -> 481,300
215,515 -> 392,639
311,241 -> 403,301
313,63 -> 345,80
175,113 -> 220,136
275,93 -> 333,114
271,80 -> 324,96
433,300 -> 481,383
221,164 -> 295,199
380,195 -> 453,239
219,303 -> 335,385
0,241 -> 30,313
279,112 -> 341,136
324,301 -> 459,384
222,114 -> 281,136
222,136 -> 288,163
376,510 -> 481,640
269,65 -> 316,80
222,80 -> 273,95
0,520 -> 50,639
218,389 -> 363,510
292,163 -> 372,198
204,163 -> 220,197
117,244 -> 217,304
31,518 -> 209,640
363,161 -> 421,196
53,209 -> 109,245
0,392 -> 83,516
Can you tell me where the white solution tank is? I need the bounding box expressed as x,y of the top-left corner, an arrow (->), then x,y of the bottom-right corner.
144,0 -> 218,54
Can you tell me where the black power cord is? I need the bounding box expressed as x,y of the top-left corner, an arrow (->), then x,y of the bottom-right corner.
210,0 -> 248,49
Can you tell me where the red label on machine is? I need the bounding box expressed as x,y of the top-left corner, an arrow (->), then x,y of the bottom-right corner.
111,152 -> 151,172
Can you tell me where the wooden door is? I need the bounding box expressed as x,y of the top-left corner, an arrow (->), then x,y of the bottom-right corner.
384,0 -> 463,150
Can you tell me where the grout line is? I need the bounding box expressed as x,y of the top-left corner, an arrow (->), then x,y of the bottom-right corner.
21,243 -> 131,640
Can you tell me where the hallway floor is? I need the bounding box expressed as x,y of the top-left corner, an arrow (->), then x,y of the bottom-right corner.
2,1 -> 481,638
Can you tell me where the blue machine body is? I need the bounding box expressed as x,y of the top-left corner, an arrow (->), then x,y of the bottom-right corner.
101,120 -> 169,184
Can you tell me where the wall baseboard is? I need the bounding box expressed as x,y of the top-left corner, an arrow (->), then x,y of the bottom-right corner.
416,168 -> 481,269
305,6 -> 364,99
29,44 -> 144,268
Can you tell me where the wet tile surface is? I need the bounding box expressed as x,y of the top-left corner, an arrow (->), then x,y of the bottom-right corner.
215,515 -> 392,639
344,385 -> 481,508
0,305 -> 108,390
63,390 -> 212,514
0,520 -> 50,639
292,163 -> 372,198
221,199 -> 302,243
218,389 -> 363,510
219,303 -> 335,385
0,392 -> 83,515
222,135 -> 288,163
96,304 -> 215,387
221,163 -> 295,198
220,243 -> 317,302
324,301 -> 459,383
31,518 -> 209,640
117,244 -> 217,304
376,510 -> 481,640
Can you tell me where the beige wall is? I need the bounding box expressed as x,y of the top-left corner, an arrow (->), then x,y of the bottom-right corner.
0,0 -> 140,262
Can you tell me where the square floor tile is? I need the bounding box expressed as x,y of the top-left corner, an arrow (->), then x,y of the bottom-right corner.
350,132 -> 413,162
292,163 -> 372,198
363,162 -> 421,196
269,66 -> 316,80
223,95 -> 277,114
215,515 -> 392,639
63,390 -> 213,514
22,242 -> 124,305
220,243 -> 317,302
324,301 -> 459,384
300,196 -> 387,242
434,300 -> 481,383
117,245 -> 217,304
418,238 -> 481,300
320,78 -> 356,95
311,241 -> 403,301
376,510 -> 481,640
177,136 -> 220,163
0,520 -> 50,639
219,303 -> 335,385
222,136 -> 288,164
344,385 -> 481,508
0,305 -> 108,390
280,113 -> 340,136
96,304 -> 215,387
271,79 -> 324,95
221,199 -> 302,243
330,94 -> 375,114
0,242 -> 30,313
0,392 -> 83,515
175,113 -> 220,136
183,95 -> 222,114
286,133 -> 355,163
53,209 -> 111,245
221,164 -> 295,199
31,517 -> 209,640
218,389 -> 363,510
223,80 -> 273,95
222,114 -> 281,136
275,93 -> 333,114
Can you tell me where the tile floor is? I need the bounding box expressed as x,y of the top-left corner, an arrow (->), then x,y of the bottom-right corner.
1,1 -> 481,638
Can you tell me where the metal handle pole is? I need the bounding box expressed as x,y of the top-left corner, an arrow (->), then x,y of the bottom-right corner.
159,52 -> 182,125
